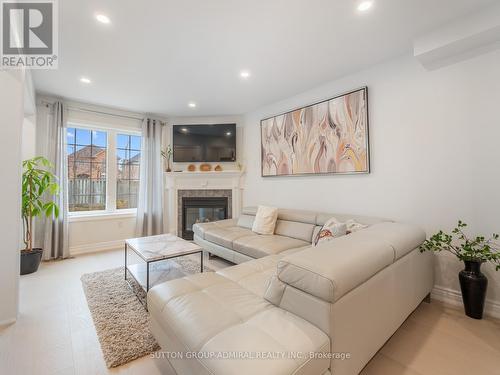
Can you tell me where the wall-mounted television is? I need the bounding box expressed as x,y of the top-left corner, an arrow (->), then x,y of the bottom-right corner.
172,124 -> 236,162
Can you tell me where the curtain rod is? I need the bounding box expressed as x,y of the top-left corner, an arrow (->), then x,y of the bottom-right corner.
67,106 -> 145,122
40,99 -> 166,124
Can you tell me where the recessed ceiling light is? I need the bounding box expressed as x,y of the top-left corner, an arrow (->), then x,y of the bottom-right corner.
80,77 -> 91,84
188,102 -> 197,108
226,131 -> 232,136
357,1 -> 373,12
95,14 -> 111,24
240,70 -> 251,79
181,128 -> 188,132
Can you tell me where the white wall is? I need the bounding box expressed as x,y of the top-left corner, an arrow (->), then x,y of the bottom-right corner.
0,70 -> 25,324
21,115 -> 37,160
243,50 -> 500,309
68,215 -> 137,254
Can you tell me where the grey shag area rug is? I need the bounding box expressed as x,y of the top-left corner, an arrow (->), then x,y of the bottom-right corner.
81,256 -> 212,368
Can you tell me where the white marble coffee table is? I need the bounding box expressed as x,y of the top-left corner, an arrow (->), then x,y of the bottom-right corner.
124,234 -> 203,306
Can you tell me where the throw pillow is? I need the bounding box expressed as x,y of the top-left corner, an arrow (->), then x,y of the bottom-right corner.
313,218 -> 347,247
345,219 -> 368,234
252,205 -> 279,235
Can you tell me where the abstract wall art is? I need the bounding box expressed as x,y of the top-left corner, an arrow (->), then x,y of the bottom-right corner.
260,87 -> 369,177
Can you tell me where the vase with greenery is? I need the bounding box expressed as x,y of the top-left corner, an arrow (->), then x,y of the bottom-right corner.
420,220 -> 500,319
161,145 -> 173,172
21,156 -> 60,275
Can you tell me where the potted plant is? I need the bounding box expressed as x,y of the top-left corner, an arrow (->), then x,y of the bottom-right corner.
161,145 -> 173,172
21,157 -> 60,275
420,220 -> 500,319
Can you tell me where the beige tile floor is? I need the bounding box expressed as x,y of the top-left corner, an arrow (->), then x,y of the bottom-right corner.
1,249 -> 499,375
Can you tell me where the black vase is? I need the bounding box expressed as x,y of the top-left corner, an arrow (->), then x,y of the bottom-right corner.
20,248 -> 43,275
459,260 -> 488,319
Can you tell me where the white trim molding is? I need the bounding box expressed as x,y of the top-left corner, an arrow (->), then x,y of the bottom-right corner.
70,239 -> 124,256
431,285 -> 500,320
69,210 -> 136,223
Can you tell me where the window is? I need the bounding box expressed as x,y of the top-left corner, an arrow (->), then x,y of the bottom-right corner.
116,134 -> 141,209
67,125 -> 141,214
67,128 -> 107,212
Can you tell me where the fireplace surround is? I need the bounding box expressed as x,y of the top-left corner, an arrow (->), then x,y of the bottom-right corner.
176,189 -> 232,238
164,171 -> 244,237
181,197 -> 228,240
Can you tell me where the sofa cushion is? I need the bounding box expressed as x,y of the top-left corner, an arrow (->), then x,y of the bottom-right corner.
192,222 -> 213,240
277,208 -> 317,224
276,229 -> 396,303
237,214 -> 255,229
361,222 -> 426,261
274,219 -> 316,242
148,272 -> 228,315
149,273 -> 272,351
200,308 -> 330,375
217,247 -> 307,296
216,254 -> 283,296
242,206 -> 317,225
148,271 -> 330,375
193,218 -> 237,240
274,222 -> 425,303
204,226 -> 257,249
315,212 -> 389,226
233,235 -> 309,259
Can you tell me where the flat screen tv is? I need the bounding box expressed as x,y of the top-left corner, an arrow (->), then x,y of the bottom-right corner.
173,124 -> 236,162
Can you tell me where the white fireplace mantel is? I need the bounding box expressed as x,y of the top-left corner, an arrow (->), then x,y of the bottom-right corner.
164,171 -> 245,235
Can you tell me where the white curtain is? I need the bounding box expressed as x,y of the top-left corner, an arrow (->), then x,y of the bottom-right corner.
36,101 -> 70,260
136,118 -> 164,236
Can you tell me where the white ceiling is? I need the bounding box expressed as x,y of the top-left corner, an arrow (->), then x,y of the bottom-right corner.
33,0 -> 495,117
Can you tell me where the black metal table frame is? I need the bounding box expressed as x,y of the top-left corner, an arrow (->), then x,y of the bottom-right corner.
124,242 -> 204,309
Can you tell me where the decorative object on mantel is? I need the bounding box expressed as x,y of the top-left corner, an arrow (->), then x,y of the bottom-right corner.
260,87 -> 369,177
214,164 -> 223,171
161,145 -> 173,172
187,164 -> 196,172
200,163 -> 212,172
420,220 -> 500,319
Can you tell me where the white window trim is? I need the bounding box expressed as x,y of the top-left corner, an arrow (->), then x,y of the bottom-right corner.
68,210 -> 137,222
67,122 -> 141,218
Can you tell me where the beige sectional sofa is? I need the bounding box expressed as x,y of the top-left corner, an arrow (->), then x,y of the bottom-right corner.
148,207 -> 434,375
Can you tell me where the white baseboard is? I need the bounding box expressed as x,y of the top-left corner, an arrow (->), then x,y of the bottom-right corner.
70,239 -> 125,256
431,285 -> 500,320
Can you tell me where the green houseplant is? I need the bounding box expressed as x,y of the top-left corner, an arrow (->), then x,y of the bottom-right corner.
420,221 -> 500,319
21,157 -> 60,275
161,145 -> 173,172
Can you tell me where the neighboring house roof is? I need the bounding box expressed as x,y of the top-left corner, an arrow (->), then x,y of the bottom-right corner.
124,153 -> 140,164
68,145 -> 105,159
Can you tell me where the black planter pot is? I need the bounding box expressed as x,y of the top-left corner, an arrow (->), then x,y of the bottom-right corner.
20,248 -> 43,275
459,260 -> 488,319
